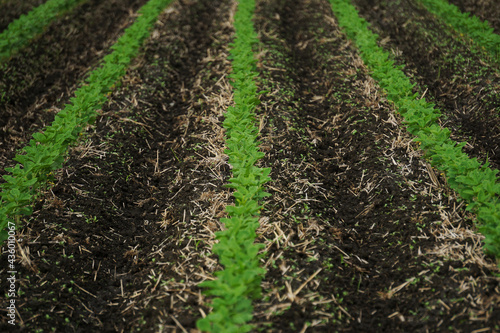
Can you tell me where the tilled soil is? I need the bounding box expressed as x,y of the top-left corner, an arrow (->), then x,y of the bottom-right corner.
0,0 -> 499,332
0,0 -> 47,33
0,0 -> 148,178
251,0 -> 499,331
1,0 -> 234,331
353,0 -> 500,172
448,0 -> 500,34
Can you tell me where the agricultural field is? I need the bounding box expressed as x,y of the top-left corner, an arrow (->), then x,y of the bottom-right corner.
0,0 -> 499,332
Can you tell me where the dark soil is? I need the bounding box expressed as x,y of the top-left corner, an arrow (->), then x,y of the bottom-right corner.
1,0 -> 234,331
0,0 -> 148,178
0,0 -> 47,33
448,0 -> 500,34
251,0 -> 499,331
353,0 -> 500,172
0,0 -> 499,332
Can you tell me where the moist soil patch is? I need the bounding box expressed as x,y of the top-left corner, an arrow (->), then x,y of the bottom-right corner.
250,0 -> 499,331
0,0 -> 149,177
353,0 -> 500,171
448,0 -> 500,34
0,0 -> 47,33
1,0 -> 234,331
0,0 -> 499,332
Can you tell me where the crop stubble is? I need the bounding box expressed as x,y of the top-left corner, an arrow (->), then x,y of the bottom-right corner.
353,0 -> 500,171
1,0 -> 234,331
250,0 -> 498,331
0,0 -> 149,178
0,0 -> 47,33
448,0 -> 500,35
0,0 -> 499,332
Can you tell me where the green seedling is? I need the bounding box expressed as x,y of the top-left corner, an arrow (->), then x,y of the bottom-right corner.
0,0 -> 84,62
196,0 -> 270,332
329,0 -> 500,260
0,0 -> 174,242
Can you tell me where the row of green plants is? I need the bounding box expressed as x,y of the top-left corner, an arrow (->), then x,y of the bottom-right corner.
0,0 -> 173,243
329,0 -> 500,259
0,0 -> 85,62
196,0 -> 270,331
418,0 -> 500,62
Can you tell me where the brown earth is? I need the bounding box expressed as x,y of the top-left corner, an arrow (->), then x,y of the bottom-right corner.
353,0 -> 500,172
252,0 -> 499,331
0,0 -> 47,33
1,0 -> 234,331
448,0 -> 500,34
0,0 -> 149,178
0,0 -> 499,332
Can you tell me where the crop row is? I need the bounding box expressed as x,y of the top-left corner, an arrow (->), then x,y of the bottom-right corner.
0,0 -> 84,62
196,0 -> 270,331
0,0 -> 270,330
0,0 -> 173,242
419,0 -> 500,62
1,0 -> 499,330
202,0 -> 499,329
330,0 -> 500,259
